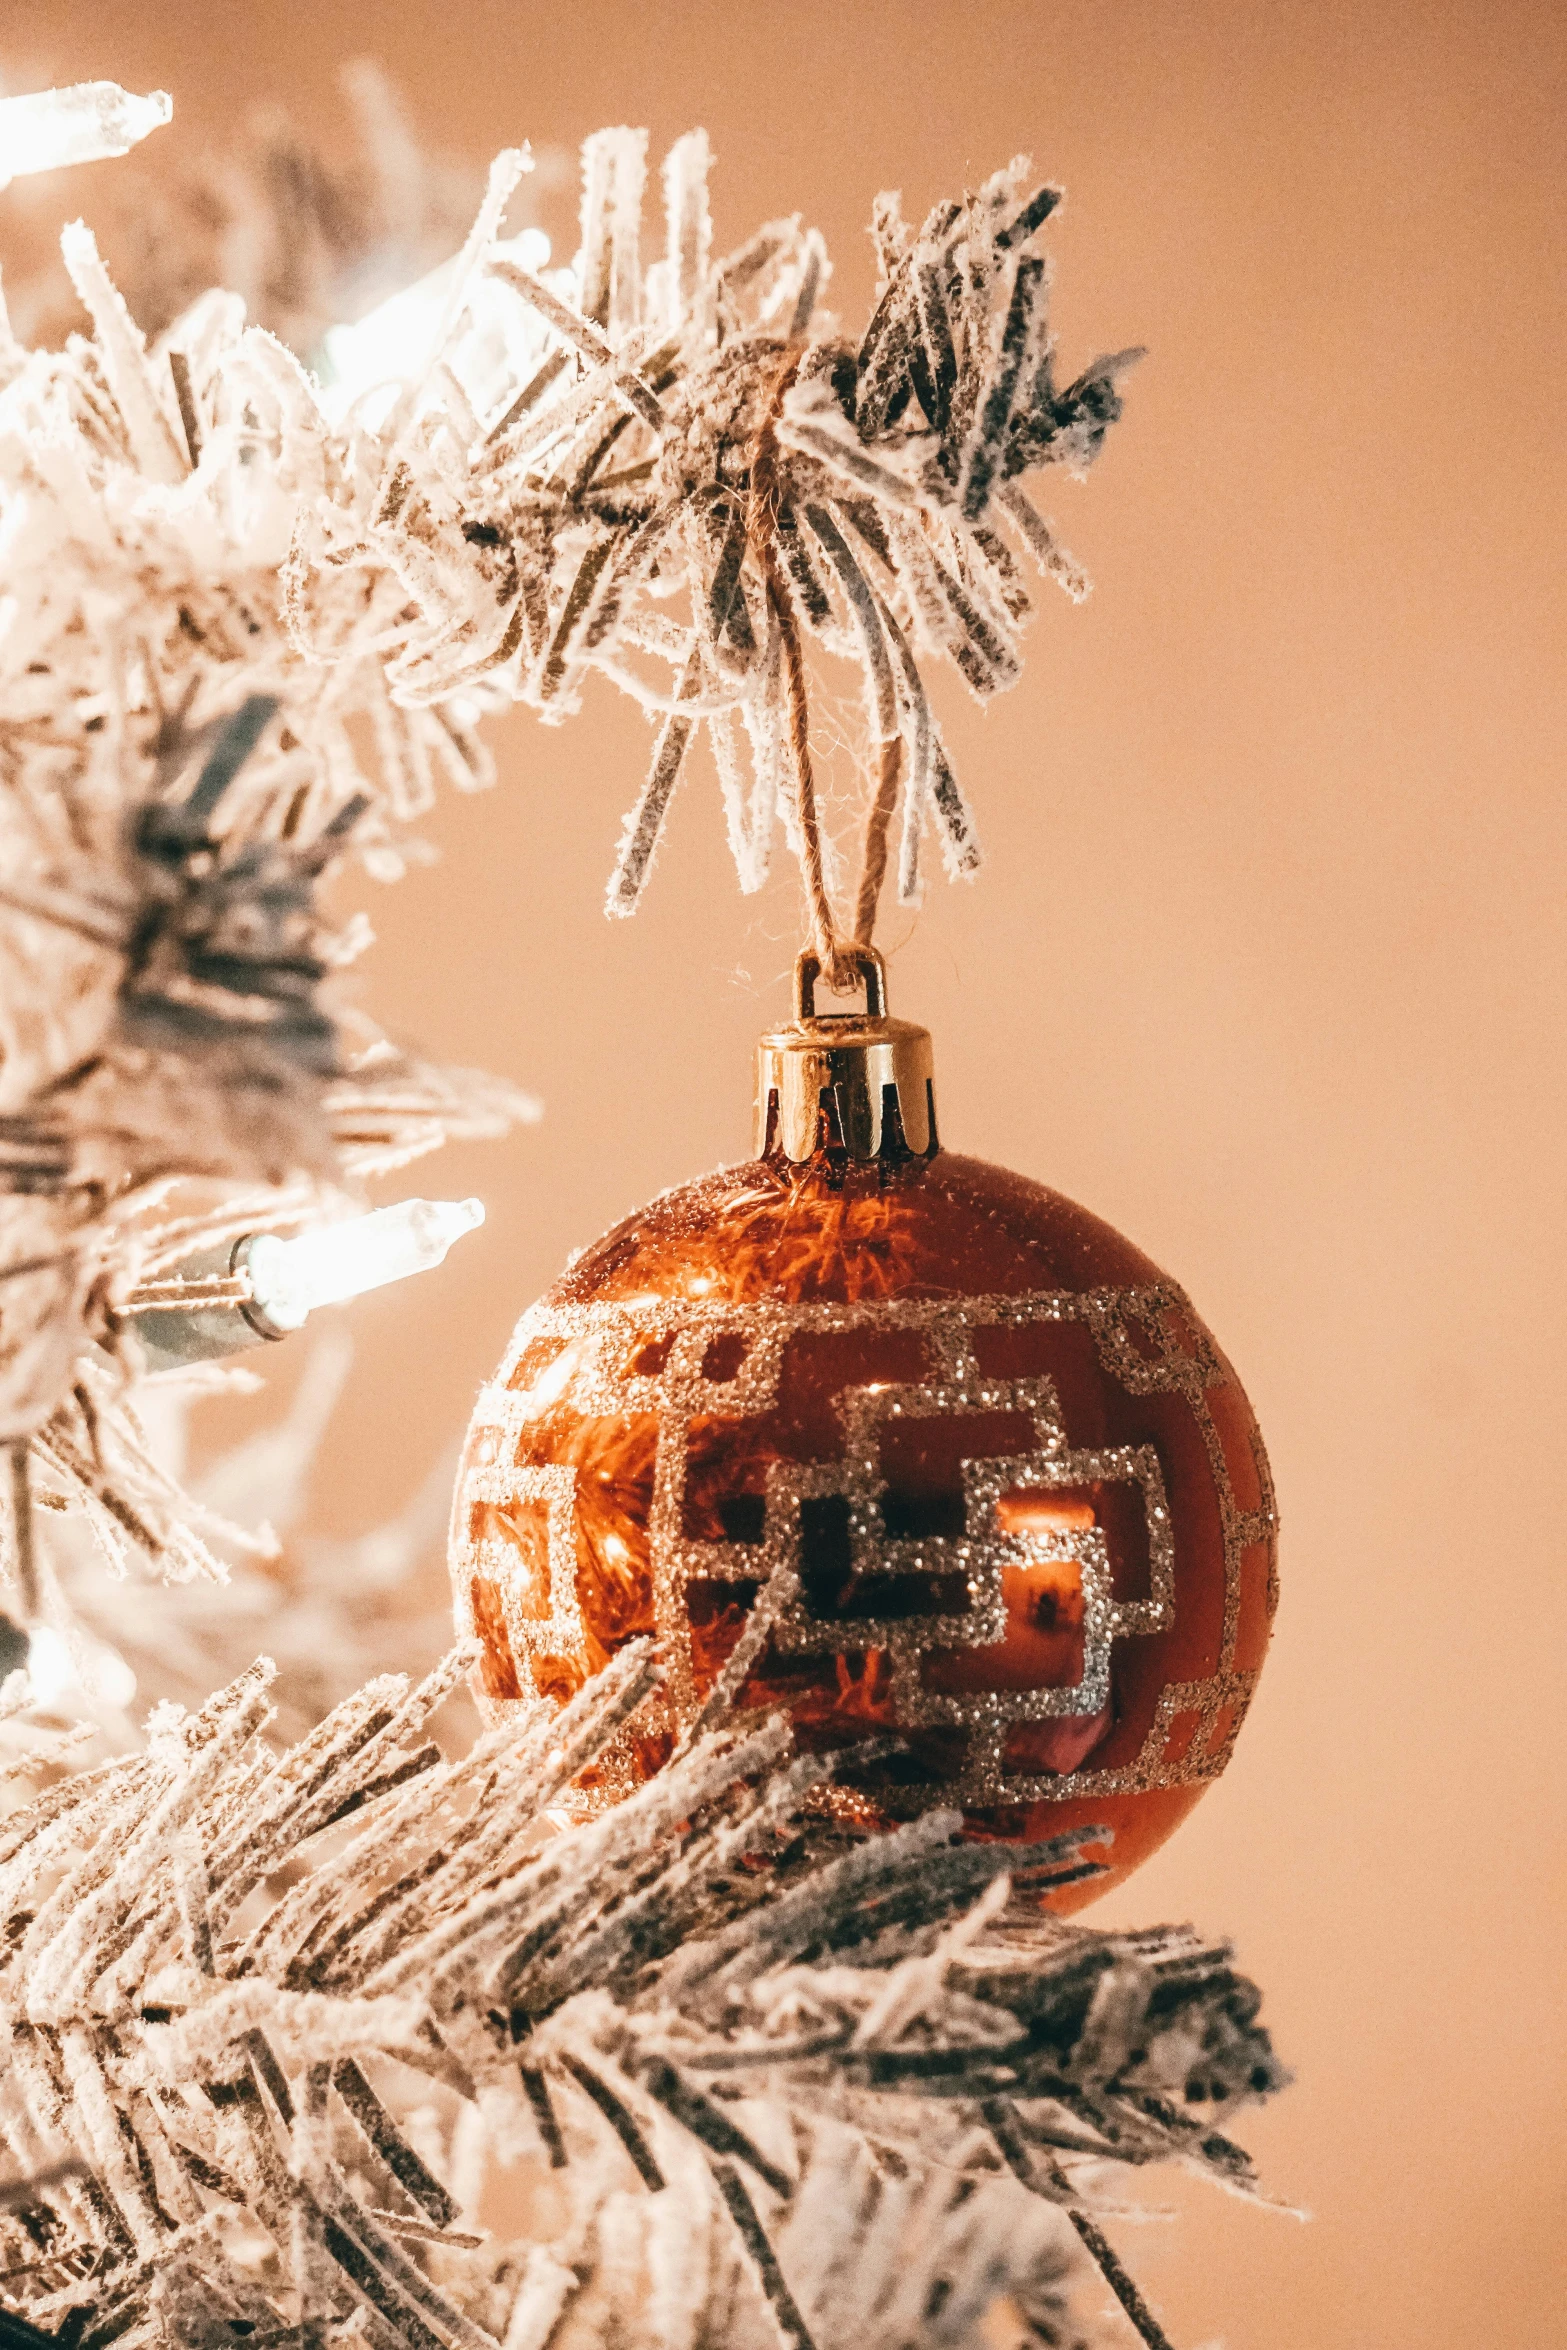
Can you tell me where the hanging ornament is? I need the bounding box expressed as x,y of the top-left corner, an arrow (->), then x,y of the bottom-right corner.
436,134 -> 1271,1907
449,948 -> 1277,1908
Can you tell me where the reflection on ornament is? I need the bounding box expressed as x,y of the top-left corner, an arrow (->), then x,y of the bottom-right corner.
450,953 -> 1277,1907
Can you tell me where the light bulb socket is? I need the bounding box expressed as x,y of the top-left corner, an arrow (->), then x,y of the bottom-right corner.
755,946 -> 938,1166
232,1234 -> 296,1342
124,1237 -> 285,1372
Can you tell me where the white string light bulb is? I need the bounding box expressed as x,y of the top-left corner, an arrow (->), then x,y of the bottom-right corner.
245,1197 -> 485,1332
21,1622 -> 138,1711
0,82 -> 172,188
318,226 -> 553,422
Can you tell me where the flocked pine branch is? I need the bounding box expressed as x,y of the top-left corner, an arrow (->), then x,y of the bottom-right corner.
279,129 -> 1141,977
0,1641 -> 1285,2350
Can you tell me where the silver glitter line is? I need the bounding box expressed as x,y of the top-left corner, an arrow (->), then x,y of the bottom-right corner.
451,1281 -> 1277,1808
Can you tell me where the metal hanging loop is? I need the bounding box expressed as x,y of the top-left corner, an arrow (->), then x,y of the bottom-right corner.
756,948 -> 938,1165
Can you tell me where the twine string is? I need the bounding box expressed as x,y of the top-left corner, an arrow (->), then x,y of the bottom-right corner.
749,351 -> 869,999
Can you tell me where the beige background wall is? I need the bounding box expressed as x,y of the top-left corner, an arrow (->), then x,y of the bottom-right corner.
5,3 -> 1564,2342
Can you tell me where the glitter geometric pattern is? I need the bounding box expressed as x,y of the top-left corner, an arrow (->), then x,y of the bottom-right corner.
453,1278 -> 1278,1810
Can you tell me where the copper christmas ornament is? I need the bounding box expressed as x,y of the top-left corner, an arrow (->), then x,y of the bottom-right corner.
451,950 -> 1277,1907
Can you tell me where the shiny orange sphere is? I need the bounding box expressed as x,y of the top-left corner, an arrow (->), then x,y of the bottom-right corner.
450,1149 -> 1277,1909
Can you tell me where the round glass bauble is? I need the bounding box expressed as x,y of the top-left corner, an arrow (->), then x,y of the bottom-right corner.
449,1150 -> 1277,1909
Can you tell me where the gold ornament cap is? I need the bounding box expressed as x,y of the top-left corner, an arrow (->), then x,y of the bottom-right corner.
755,946 -> 938,1163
